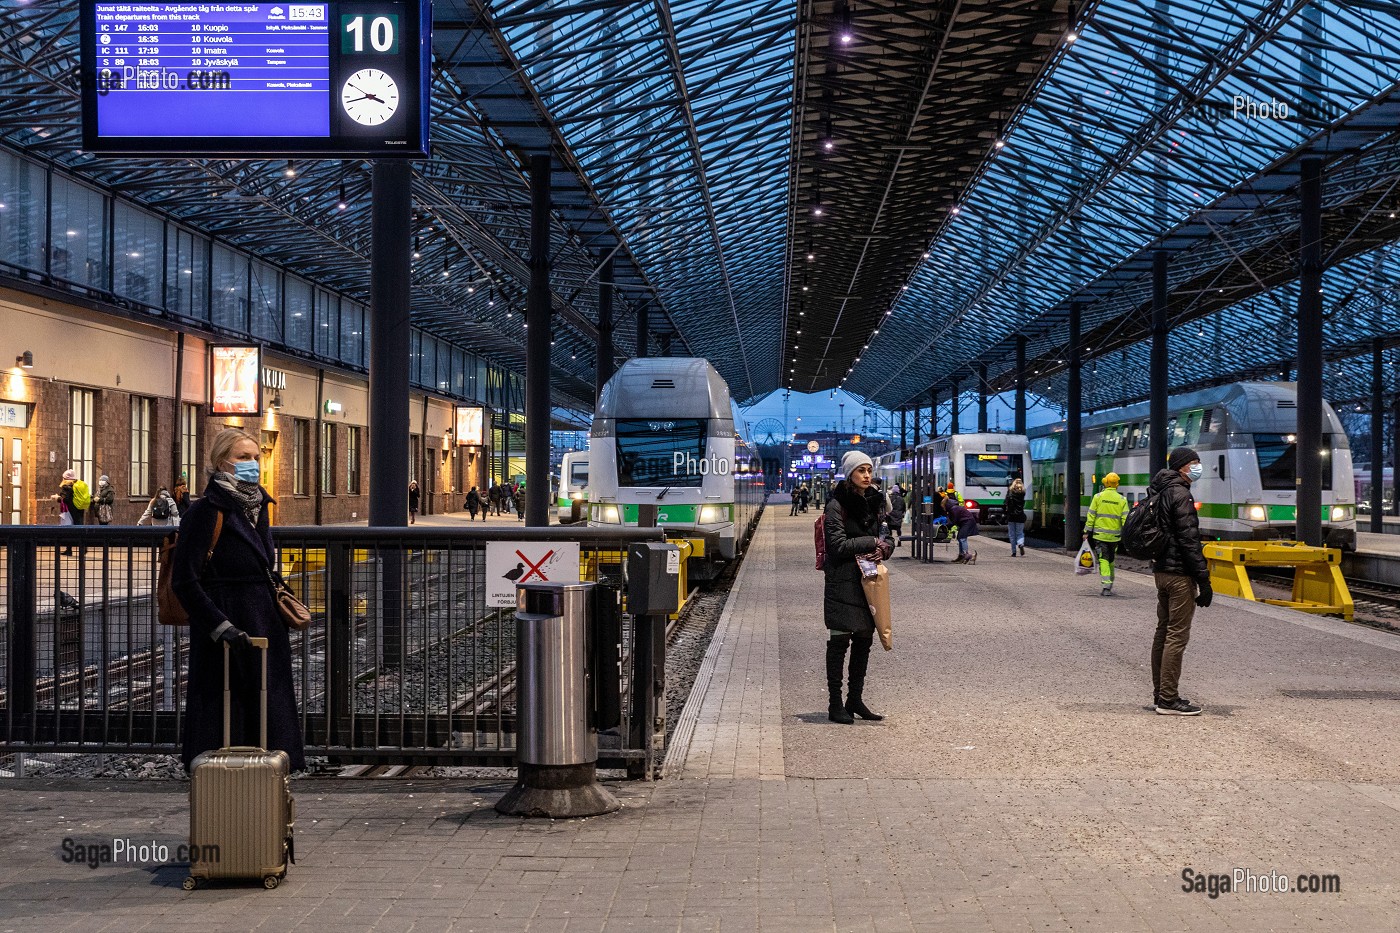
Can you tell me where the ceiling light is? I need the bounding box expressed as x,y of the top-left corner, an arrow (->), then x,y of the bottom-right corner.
284,160 -> 296,177
823,139 -> 835,151
813,206 -> 823,216
921,252 -> 930,259
807,253 -> 815,261
994,139 -> 1006,150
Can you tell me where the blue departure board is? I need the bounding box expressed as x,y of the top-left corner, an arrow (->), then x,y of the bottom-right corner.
80,1 -> 429,157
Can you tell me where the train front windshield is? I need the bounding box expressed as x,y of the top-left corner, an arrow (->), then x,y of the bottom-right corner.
964,454 -> 1019,488
1255,434 -> 1332,491
616,419 -> 707,487
570,461 -> 588,486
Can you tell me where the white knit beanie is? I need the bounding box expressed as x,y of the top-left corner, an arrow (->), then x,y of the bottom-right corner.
840,450 -> 874,480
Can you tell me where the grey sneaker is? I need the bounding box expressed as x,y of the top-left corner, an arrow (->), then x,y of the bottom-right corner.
1155,697 -> 1202,716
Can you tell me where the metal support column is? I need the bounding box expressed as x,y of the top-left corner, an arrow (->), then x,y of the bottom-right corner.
1065,301 -> 1083,550
369,161 -> 412,669
659,333 -> 671,356
1014,335 -> 1027,436
595,254 -> 614,403
525,154 -> 552,528
899,409 -> 907,458
1372,338 -> 1385,534
950,381 -> 960,435
635,302 -> 650,358
1150,251 -> 1169,472
1296,157 -> 1324,547
977,364 -> 988,432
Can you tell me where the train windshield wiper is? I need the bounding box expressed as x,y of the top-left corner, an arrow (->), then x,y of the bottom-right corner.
657,487 -> 672,500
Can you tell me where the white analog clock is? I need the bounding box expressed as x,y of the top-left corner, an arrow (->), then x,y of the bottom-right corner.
340,69 -> 399,126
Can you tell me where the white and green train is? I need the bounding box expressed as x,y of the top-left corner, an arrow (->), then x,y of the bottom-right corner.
1027,382 -> 1357,550
555,450 -> 589,523
588,357 -> 766,579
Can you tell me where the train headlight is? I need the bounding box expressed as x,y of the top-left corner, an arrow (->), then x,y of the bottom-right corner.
1330,505 -> 1349,522
594,504 -> 620,524
699,505 -> 728,524
1244,505 -> 1267,522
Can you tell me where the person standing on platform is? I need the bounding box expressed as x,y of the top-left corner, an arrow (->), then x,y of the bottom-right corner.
790,486 -> 800,516
95,475 -> 116,526
172,475 -> 192,517
488,482 -> 502,516
1084,472 -> 1129,594
799,483 -> 811,513
136,486 -> 181,527
51,469 -> 87,526
1005,478 -> 1027,557
822,451 -> 892,725
887,481 -> 907,548
466,486 -> 482,521
174,427 -> 305,772
408,480 -> 420,524
1149,447 -> 1212,716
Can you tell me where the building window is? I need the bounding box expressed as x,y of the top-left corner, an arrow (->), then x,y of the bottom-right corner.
293,419 -> 309,495
321,423 -> 335,495
130,396 -> 153,497
346,426 -> 360,494
69,388 -> 96,487
180,403 -> 200,487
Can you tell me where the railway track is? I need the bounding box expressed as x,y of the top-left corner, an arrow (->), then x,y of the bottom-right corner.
1252,570 -> 1400,630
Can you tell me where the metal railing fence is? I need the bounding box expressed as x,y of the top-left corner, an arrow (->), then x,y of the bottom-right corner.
2,524 -> 664,769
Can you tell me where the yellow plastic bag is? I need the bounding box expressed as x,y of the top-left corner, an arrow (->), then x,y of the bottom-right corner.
861,563 -> 893,651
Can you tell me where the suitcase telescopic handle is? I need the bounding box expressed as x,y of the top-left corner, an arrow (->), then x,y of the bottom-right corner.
223,637 -> 271,751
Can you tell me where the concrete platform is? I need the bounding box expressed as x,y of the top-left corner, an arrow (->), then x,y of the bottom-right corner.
3,508 -> 1400,931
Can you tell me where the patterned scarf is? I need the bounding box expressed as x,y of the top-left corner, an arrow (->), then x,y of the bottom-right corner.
212,471 -> 264,527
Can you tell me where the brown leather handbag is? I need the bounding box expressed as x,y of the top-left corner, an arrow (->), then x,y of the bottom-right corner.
268,570 -> 312,631
157,512 -> 223,626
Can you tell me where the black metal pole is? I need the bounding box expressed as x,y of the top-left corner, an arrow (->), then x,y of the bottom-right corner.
525,154 -> 552,528
172,332 -> 184,486
950,380 -> 960,435
1296,156 -> 1323,547
635,302 -> 649,358
1065,301 -> 1083,550
1371,338 -> 1384,534
912,399 -> 922,449
595,254 -> 614,403
979,364 -> 989,432
659,333 -> 671,356
899,408 -> 907,458
1014,334 -> 1027,436
1150,251 -> 1169,473
369,160 -> 412,670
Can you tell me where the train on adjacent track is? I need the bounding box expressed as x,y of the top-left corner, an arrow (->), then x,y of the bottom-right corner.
555,450 -> 590,523
1027,382 -> 1357,550
587,357 -> 766,579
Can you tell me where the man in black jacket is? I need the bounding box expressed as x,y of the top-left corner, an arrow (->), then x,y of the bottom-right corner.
1148,446 -> 1213,715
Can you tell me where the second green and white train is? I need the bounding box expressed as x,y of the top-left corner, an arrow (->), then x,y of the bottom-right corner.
1027,382 -> 1357,550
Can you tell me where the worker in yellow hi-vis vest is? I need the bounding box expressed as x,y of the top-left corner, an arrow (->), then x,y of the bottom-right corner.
1084,473 -> 1130,596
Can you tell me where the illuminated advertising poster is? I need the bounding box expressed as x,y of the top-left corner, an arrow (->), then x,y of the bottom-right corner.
455,406 -> 484,446
210,345 -> 262,415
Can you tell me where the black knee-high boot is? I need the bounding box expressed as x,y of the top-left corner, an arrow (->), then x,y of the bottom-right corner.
826,636 -> 854,724
846,634 -> 884,720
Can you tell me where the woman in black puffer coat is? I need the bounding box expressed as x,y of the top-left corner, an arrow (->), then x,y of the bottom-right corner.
823,451 -> 892,724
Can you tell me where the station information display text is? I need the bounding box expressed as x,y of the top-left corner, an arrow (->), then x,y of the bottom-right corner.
80,1 -> 429,157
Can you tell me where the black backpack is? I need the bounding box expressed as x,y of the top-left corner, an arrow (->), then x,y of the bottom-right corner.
1119,490 -> 1169,560
152,497 -> 172,520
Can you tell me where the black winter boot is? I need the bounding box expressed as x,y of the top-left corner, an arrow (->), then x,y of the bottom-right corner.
826,637 -> 854,724
845,635 -> 884,721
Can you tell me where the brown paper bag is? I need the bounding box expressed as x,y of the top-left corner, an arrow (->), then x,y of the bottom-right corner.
861,563 -> 892,651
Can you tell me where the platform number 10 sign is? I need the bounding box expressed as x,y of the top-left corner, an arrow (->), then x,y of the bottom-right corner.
343,14 -> 399,53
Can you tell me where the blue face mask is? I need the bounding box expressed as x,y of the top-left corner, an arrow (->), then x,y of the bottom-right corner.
1186,463 -> 1203,483
232,460 -> 261,484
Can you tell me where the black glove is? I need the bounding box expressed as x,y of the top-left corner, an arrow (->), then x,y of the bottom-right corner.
218,625 -> 253,651
1195,580 -> 1213,608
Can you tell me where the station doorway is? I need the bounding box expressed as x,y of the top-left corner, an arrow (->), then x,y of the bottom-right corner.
260,429 -> 278,525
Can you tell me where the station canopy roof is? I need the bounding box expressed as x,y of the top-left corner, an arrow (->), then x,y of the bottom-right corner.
2,1 -> 1400,415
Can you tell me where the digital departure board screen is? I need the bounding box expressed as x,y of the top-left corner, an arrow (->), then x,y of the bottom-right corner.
79,1 -> 430,157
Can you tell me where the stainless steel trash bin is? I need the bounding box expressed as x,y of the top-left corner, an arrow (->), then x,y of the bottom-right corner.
515,581 -> 594,767
496,581 -> 620,818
